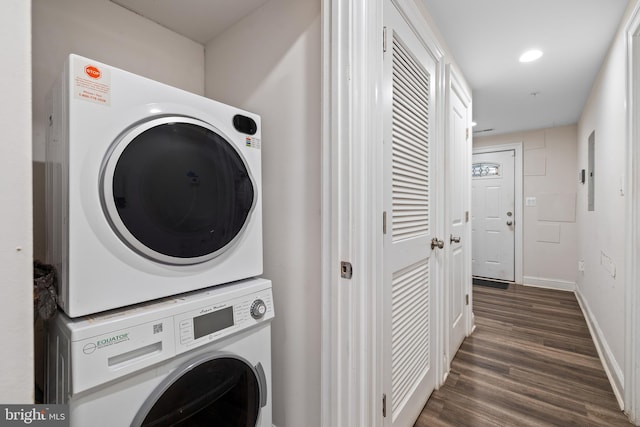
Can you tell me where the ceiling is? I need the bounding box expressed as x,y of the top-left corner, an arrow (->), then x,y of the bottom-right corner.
111,0 -> 629,137
421,0 -> 629,136
110,0 -> 270,44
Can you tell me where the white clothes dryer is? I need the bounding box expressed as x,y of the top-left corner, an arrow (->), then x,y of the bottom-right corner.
46,54 -> 263,317
47,277 -> 274,427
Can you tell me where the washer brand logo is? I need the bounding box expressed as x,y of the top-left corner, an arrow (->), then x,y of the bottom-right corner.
82,332 -> 130,354
82,332 -> 129,356
84,65 -> 101,79
1,405 -> 68,426
96,332 -> 129,349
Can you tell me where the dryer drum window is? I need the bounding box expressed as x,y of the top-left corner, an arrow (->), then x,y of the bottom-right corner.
102,117 -> 256,265
138,357 -> 261,426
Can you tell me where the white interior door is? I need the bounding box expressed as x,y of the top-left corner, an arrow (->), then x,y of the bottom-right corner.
446,71 -> 470,363
383,2 -> 437,426
471,150 -> 515,281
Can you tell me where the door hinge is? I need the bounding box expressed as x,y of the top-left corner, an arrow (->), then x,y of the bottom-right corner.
466,127 -> 470,140
341,261 -> 353,279
383,26 -> 387,53
382,393 -> 387,417
465,211 -> 470,222
383,211 -> 387,234
466,294 -> 470,305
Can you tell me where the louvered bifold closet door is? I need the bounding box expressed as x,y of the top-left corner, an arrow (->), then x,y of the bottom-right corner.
383,3 -> 437,425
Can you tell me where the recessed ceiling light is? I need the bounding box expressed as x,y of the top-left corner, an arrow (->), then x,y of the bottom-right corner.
471,121 -> 477,127
519,49 -> 543,63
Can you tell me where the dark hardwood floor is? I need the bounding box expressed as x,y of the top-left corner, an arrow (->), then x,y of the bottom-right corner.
415,284 -> 632,426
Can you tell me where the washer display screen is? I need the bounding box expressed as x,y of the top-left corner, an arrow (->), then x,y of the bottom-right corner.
193,306 -> 234,340
107,120 -> 255,263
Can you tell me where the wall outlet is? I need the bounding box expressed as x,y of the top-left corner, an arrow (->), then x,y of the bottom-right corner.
578,260 -> 585,272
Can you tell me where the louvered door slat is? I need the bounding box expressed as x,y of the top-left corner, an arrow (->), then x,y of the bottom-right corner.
390,260 -> 430,415
391,37 -> 430,242
393,100 -> 429,142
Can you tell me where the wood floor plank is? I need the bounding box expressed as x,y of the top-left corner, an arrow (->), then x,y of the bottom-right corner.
414,284 -> 632,426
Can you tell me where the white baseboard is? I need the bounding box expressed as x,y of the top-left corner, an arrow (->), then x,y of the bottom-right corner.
522,276 -> 576,292
575,288 -> 625,410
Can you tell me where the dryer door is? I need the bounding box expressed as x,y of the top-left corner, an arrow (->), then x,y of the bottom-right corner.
101,116 -> 256,265
132,355 -> 267,427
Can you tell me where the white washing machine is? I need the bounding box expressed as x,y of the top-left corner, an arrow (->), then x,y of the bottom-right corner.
46,54 -> 263,317
47,277 -> 273,427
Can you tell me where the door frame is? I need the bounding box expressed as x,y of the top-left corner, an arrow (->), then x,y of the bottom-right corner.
472,143 -> 523,285
321,0 -> 384,426
624,4 -> 640,423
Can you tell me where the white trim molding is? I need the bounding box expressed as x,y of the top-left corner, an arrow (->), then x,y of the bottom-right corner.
472,143 -> 524,285
625,2 -> 640,423
575,289 -> 625,409
321,0 -> 383,426
522,276 -> 576,292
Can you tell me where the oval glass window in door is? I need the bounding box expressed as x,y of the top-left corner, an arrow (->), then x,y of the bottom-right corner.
135,356 -> 261,427
102,117 -> 256,265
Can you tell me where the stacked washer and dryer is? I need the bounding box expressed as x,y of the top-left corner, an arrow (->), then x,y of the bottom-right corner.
45,54 -> 273,426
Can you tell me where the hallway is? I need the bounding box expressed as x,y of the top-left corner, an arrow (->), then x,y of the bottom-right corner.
415,284 -> 631,426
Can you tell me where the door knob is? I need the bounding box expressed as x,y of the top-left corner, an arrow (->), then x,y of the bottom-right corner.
431,237 -> 444,250
506,220 -> 513,226
450,234 -> 461,244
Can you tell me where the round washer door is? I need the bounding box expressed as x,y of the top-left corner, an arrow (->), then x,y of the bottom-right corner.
101,116 -> 256,265
132,355 -> 267,427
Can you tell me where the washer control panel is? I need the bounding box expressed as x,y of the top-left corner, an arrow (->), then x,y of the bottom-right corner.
174,287 -> 273,354
59,279 -> 273,395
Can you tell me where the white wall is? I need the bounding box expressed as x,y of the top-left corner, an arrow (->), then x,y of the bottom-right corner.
474,125 -> 579,289
0,0 -> 34,403
204,1 -> 322,425
574,0 -> 638,398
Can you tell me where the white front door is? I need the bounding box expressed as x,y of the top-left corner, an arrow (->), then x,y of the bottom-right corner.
446,70 -> 470,363
383,1 -> 438,426
471,150 -> 515,281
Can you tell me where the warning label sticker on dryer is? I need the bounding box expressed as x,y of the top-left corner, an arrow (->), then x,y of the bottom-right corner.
245,136 -> 261,150
73,59 -> 111,106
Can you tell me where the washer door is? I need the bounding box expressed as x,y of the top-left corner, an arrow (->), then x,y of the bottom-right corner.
101,116 -> 256,265
132,355 -> 267,427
